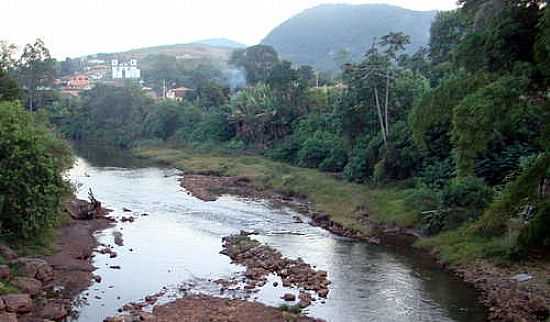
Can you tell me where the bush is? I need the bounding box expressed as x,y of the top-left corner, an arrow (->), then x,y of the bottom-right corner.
265,138 -> 301,164
406,187 -> 444,235
319,147 -> 348,172
296,131 -> 345,170
344,135 -> 382,183
418,158 -> 455,190
440,177 -> 493,226
517,201 -> 550,251
0,102 -> 71,239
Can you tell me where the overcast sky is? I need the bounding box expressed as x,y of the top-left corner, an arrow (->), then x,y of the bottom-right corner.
1,0 -> 457,59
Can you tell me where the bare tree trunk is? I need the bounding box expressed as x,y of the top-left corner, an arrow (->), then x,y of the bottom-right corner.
384,69 -> 390,139
374,87 -> 387,146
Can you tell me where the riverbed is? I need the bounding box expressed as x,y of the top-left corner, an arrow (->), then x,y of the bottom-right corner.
67,150 -> 487,322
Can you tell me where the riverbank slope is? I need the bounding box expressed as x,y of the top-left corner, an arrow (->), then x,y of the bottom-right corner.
133,145 -> 550,322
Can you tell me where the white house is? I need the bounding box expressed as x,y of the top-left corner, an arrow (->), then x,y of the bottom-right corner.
112,59 -> 141,80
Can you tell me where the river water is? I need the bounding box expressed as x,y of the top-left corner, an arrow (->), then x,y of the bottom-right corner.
67,148 -> 487,322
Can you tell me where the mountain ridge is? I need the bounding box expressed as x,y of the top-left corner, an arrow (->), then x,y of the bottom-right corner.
261,4 -> 437,71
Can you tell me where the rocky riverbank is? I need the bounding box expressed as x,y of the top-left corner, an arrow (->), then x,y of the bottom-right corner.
178,170 -> 549,322
105,294 -> 324,322
0,198 -> 114,322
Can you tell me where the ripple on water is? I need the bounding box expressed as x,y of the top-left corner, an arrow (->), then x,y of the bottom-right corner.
67,157 -> 486,322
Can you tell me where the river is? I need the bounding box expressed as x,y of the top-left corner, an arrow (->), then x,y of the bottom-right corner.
67,147 -> 487,322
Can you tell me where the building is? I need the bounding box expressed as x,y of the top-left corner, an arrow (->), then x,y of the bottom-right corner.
166,87 -> 193,102
65,74 -> 91,91
112,59 -> 141,80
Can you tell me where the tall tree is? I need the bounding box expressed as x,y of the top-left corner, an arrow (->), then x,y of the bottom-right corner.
16,39 -> 56,112
230,45 -> 279,84
0,41 -> 17,72
429,10 -> 466,66
353,33 -> 410,146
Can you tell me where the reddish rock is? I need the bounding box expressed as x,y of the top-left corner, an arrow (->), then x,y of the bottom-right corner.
221,235 -> 331,298
12,258 -> 53,282
137,311 -> 155,321
0,312 -> 17,322
12,277 -> 42,296
40,301 -> 68,320
298,291 -> 313,308
0,266 -> 10,280
36,263 -> 54,282
0,245 -> 17,261
0,297 -> 5,311
2,294 -> 32,313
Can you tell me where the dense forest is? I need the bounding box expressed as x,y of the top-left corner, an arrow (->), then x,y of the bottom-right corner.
1,0 -> 549,263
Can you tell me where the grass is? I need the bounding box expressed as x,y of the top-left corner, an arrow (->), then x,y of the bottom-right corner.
416,225 -> 517,264
278,303 -> 303,314
133,145 -> 418,236
0,280 -> 19,295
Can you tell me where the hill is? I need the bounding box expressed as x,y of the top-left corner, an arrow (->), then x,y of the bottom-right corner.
261,4 -> 436,71
121,43 -> 234,61
192,38 -> 247,49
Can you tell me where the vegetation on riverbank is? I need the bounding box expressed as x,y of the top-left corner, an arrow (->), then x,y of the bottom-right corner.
134,145 -> 417,233
0,101 -> 72,245
44,0 -> 549,269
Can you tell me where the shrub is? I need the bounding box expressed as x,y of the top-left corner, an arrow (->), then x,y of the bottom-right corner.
517,201 -> 550,251
440,177 -> 493,227
296,131 -> 345,170
406,187 -> 444,235
0,102 -> 71,239
417,158 -> 455,190
344,135 -> 382,183
265,138 -> 301,164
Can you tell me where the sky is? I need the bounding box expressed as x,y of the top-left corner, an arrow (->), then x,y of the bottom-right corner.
1,0 -> 457,59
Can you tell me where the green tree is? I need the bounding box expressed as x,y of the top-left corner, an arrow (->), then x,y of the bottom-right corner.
230,45 -> 279,84
0,101 -> 71,239
429,10 -> 466,66
73,84 -> 152,146
0,70 -> 21,102
344,32 -> 411,146
16,39 -> 56,112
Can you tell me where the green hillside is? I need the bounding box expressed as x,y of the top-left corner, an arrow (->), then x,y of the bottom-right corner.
262,4 -> 436,71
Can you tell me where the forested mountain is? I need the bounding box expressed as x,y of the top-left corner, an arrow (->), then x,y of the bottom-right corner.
262,4 -> 436,71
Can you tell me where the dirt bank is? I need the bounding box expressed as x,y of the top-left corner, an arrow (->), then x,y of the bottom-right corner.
106,294 -> 324,322
0,198 -> 114,322
179,171 -> 549,322
179,174 -> 273,202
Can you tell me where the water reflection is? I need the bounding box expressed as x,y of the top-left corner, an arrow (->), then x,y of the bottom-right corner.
68,150 -> 487,322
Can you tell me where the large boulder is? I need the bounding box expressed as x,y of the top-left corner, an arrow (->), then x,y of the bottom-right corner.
11,258 -> 53,282
0,312 -> 17,322
1,294 -> 32,313
12,277 -> 42,296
